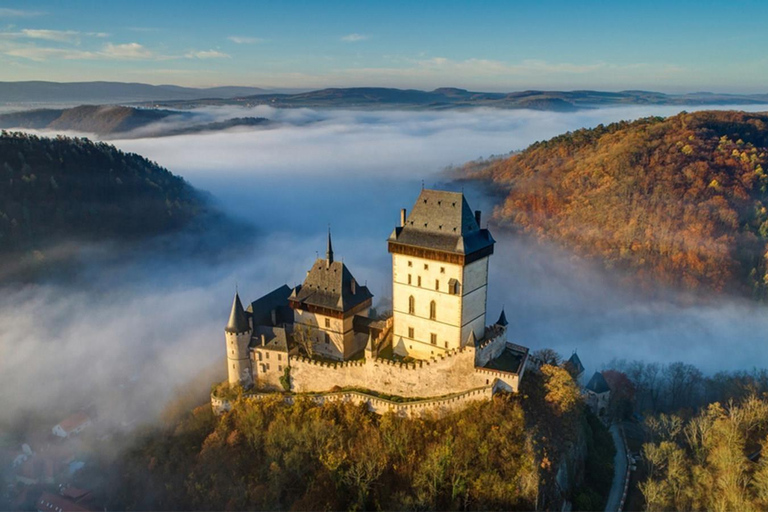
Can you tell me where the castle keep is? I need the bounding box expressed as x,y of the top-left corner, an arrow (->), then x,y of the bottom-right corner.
216,189 -> 529,415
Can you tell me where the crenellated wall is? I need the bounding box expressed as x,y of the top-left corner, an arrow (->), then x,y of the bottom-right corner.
212,384 -> 495,417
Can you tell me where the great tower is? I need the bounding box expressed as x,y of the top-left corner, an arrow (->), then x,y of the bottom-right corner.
388,189 -> 495,358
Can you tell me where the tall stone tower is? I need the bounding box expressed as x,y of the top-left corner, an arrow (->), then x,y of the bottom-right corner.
388,189 -> 495,358
225,291 -> 253,387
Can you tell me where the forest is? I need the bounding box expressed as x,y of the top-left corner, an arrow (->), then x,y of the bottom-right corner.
0,131 -> 207,279
463,110 -> 768,298
63,363 -> 616,511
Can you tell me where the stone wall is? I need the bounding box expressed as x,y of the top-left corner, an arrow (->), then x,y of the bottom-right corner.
212,385 -> 494,417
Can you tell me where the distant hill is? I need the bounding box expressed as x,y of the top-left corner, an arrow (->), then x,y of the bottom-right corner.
148,87 -> 768,111
460,110 -> 768,297
0,132 -> 210,280
0,105 -> 269,137
0,81 -> 269,104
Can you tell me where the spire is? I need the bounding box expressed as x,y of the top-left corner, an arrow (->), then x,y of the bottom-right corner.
496,307 -> 508,327
225,292 -> 250,334
326,227 -> 334,264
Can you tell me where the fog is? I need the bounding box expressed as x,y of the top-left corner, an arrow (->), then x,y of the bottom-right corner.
3,104 -> 768,433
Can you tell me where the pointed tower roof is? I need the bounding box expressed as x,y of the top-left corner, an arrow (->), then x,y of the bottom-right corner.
467,330 -> 477,346
326,228 -> 334,264
496,308 -> 508,327
225,292 -> 250,334
586,371 -> 611,394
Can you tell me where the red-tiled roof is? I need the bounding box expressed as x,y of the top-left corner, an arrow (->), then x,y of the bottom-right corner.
37,492 -> 91,512
56,412 -> 91,433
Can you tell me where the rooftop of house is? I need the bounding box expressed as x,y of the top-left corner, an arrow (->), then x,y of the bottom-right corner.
586,371 -> 611,394
484,345 -> 527,375
566,352 -> 585,375
247,285 -> 292,327
37,492 -> 92,512
289,233 -> 373,314
56,412 -> 91,433
388,189 -> 495,256
251,325 -> 289,352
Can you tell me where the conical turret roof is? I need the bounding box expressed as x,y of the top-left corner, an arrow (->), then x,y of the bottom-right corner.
225,292 -> 250,334
496,308 -> 508,327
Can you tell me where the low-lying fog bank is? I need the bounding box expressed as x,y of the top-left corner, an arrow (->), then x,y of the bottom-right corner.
3,104 -> 768,433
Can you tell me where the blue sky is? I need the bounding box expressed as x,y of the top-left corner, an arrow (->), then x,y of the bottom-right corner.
0,0 -> 766,92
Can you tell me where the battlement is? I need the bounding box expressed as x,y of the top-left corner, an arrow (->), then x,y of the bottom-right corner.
211,384 -> 495,417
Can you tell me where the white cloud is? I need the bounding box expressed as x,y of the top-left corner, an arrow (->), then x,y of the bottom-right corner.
186,49 -> 230,59
227,36 -> 263,44
20,29 -> 80,42
4,41 -> 155,61
341,33 -> 369,42
0,8 -> 44,17
101,42 -> 154,59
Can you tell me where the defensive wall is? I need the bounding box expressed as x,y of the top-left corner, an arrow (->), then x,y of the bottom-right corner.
211,383 -> 495,418
256,327 -> 523,398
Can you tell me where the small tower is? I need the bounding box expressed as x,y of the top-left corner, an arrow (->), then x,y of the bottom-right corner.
225,291 -> 253,387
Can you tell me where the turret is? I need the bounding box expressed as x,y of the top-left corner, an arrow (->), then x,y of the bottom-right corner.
225,292 -> 253,387
496,308 -> 508,328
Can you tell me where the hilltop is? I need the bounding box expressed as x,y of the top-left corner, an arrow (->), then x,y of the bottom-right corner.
0,80 -> 270,104
461,110 -> 768,297
0,105 -> 268,138
0,132 -> 212,280
149,87 -> 768,111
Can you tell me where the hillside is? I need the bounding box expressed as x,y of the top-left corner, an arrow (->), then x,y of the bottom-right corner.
461,110 -> 768,297
148,87 -> 768,111
0,132 -> 208,278
0,105 -> 269,137
0,81 -> 269,104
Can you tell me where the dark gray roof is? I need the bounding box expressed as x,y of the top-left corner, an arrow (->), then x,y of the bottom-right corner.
251,325 -> 289,351
496,308 -> 508,327
484,346 -> 526,374
290,259 -> 373,313
247,285 -> 292,327
586,371 -> 611,394
353,314 -> 387,335
225,292 -> 250,334
388,189 -> 494,255
567,352 -> 585,375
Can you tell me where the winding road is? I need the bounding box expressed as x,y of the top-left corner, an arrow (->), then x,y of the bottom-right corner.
605,423 -> 628,512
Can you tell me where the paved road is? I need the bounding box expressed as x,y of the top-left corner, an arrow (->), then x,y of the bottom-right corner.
605,423 -> 628,512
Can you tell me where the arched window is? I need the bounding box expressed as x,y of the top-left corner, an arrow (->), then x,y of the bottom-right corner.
429,300 -> 436,320
408,295 -> 415,314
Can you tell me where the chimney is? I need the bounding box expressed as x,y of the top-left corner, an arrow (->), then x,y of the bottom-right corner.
400,208 -> 407,227
475,210 -> 481,226
351,278 -> 356,295
260,333 -> 266,345
270,308 -> 277,326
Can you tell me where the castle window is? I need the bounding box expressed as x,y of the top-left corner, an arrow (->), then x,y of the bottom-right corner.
424,263 -> 428,270
429,300 -> 436,320
430,333 -> 437,345
449,279 -> 459,295
440,267 -> 445,274
435,279 -> 439,291
325,318 -> 330,328
408,327 -> 414,338
278,365 -> 282,372
408,295 -> 415,314
266,352 -> 270,359
417,276 -> 422,287
278,354 -> 282,361
445,342 -> 449,348
408,274 -> 412,285
232,364 -> 235,369
408,260 -> 412,267
486,379 -> 489,385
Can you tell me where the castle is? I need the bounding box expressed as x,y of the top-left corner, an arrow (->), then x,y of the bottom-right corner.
216,189 -> 529,415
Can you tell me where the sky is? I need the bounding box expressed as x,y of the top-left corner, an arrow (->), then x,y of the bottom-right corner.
0,0 -> 767,92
